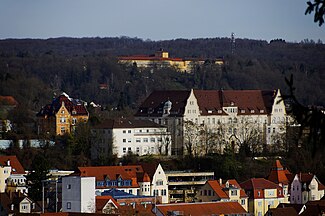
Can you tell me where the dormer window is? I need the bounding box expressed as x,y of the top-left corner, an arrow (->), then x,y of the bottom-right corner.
208,110 -> 212,114
260,109 -> 264,113
61,110 -> 65,114
250,110 -> 255,113
72,110 -> 77,115
218,110 -> 222,114
241,109 -> 245,113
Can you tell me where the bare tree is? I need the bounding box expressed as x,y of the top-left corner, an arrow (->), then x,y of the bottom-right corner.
183,121 -> 202,157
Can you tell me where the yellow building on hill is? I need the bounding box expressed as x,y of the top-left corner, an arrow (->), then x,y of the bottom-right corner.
37,93 -> 89,135
118,50 -> 224,73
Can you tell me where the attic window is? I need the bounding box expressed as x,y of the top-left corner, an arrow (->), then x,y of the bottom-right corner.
241,109 -> 245,113
260,109 -> 264,113
218,110 -> 222,114
251,110 -> 255,113
230,102 -> 235,106
208,110 -> 213,114
61,110 -> 65,114
72,110 -> 77,115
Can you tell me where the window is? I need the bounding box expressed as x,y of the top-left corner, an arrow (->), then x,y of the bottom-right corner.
60,117 -> 66,123
258,201 -> 262,206
241,199 -> 245,205
128,138 -> 131,143
161,189 -> 167,196
129,189 -> 132,194
231,190 -> 238,196
61,127 -> 66,134
208,190 -> 211,196
67,184 -> 71,189
123,148 -> 126,153
123,139 -> 126,143
61,110 -> 65,114
67,202 -> 71,209
128,130 -> 131,133
143,138 -> 148,142
72,118 -> 77,125
136,138 -> 141,143
123,130 -> 126,133
128,147 -> 131,152
150,138 -> 155,142
257,191 -> 261,197
136,147 -> 140,153
156,180 -> 163,186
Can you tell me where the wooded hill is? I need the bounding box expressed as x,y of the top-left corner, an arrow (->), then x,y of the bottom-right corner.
0,37 -> 324,123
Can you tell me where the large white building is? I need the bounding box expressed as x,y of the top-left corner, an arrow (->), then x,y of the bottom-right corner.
135,89 -> 290,155
62,176 -> 96,213
91,118 -> 171,159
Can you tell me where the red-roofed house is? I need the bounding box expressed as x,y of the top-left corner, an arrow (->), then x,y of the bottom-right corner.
0,155 -> 27,195
95,195 -> 119,214
196,180 -> 229,202
222,179 -> 249,211
240,178 -> 288,216
135,89 -> 290,155
290,173 -> 325,204
154,201 -> 247,216
77,165 -> 151,196
37,93 -> 89,135
267,160 -> 290,203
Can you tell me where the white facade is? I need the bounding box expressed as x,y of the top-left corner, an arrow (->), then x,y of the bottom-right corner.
62,176 -> 95,213
91,120 -> 171,159
290,174 -> 325,204
151,164 -> 169,204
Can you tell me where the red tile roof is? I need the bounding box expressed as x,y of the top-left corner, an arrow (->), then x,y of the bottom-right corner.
78,165 -> 150,188
207,180 -> 229,199
240,178 -> 283,199
156,201 -> 247,215
268,160 -> 290,185
0,155 -> 25,174
96,195 -> 120,212
135,89 -> 277,117
222,179 -> 248,198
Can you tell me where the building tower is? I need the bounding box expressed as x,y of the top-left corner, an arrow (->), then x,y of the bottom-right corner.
231,32 -> 236,55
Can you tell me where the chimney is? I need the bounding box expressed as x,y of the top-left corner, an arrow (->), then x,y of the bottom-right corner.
7,160 -> 10,166
219,178 -> 222,185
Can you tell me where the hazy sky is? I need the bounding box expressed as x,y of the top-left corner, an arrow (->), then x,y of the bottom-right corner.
1,0 -> 324,42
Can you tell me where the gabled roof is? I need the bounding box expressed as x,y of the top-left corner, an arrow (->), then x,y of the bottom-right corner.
156,201 -> 247,215
96,195 -> 120,211
0,155 -> 25,174
268,160 -> 291,185
135,89 -> 278,117
37,93 -> 88,117
78,165 -> 150,188
222,179 -> 248,198
92,118 -> 166,129
240,178 -> 283,199
206,180 -> 229,199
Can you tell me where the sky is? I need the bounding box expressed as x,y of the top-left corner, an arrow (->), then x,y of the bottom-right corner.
0,0 -> 324,42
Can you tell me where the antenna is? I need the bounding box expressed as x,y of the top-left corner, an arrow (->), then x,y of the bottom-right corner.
231,32 -> 236,55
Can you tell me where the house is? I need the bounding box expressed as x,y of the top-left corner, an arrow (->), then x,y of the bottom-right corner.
95,195 -> 119,214
240,178 -> 288,216
77,165 -> 151,196
91,118 -> 171,159
61,176 -> 96,213
196,179 -> 248,211
153,201 -> 248,216
141,163 -> 169,204
37,93 -> 89,135
289,172 -> 325,204
222,179 -> 249,211
118,49 -> 224,73
267,160 -> 291,202
165,170 -> 214,203
135,89 -> 290,155
0,192 -> 41,215
0,155 -> 27,195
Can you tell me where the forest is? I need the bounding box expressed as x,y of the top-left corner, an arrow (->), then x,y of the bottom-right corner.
0,36 -> 324,193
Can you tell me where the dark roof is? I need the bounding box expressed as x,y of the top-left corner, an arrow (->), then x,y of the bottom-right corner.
93,118 -> 166,129
37,93 -> 88,117
267,207 -> 298,216
135,90 -> 191,117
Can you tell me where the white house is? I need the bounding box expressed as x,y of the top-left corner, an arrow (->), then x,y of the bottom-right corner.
62,176 -> 96,213
0,155 -> 27,195
290,173 -> 325,204
91,118 -> 171,159
135,89 -> 291,155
